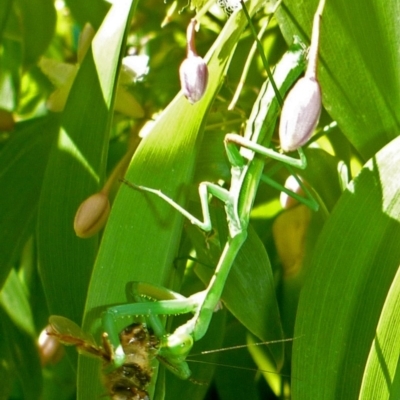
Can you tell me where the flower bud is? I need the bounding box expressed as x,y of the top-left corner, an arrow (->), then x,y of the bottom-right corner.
74,192 -> 110,238
38,326 -> 64,366
279,76 -> 321,153
179,19 -> 208,104
280,175 -> 305,209
180,56 -> 208,104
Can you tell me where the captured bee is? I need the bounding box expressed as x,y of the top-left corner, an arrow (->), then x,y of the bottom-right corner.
47,316 -> 159,400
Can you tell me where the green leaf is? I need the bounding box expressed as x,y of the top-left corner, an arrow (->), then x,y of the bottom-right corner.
0,0 -> 12,41
16,0 -> 56,65
0,309 -> 14,400
359,263 -> 400,399
0,38 -> 22,111
0,116 -> 57,288
38,0 -> 133,332
214,320 -> 263,400
302,148 -> 344,212
0,270 -> 42,400
292,136 -> 400,399
276,0 -> 400,160
1,269 -> 35,336
64,0 -> 109,30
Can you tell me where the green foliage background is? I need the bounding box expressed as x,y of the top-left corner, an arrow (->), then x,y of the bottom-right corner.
0,0 -> 399,399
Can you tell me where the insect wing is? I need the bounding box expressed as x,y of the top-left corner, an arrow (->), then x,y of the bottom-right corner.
48,315 -> 105,359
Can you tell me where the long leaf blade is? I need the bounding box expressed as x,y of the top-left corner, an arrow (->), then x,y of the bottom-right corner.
292,136 -> 400,399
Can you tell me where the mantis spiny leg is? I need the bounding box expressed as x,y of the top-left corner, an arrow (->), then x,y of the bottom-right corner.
112,0 -> 326,383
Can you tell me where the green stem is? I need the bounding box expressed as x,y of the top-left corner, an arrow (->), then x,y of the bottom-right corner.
240,0 -> 283,106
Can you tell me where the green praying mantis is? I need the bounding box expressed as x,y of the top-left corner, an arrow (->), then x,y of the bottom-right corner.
49,0 -> 326,398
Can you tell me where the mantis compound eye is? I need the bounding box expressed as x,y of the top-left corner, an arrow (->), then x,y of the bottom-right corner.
166,332 -> 194,358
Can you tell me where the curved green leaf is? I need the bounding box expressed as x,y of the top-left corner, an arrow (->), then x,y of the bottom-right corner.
17,0 -> 56,65
0,270 -> 42,400
292,136 -> 400,399
0,0 -> 12,41
38,0 -> 133,336
359,263 -> 400,399
214,321 -> 263,400
0,38 -> 22,111
302,148 -> 344,212
0,309 -> 14,400
0,116 -> 57,287
64,0 -> 109,30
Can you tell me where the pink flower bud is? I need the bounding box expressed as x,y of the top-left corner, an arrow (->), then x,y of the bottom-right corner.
179,19 -> 208,104
74,192 -> 110,238
279,76 -> 321,152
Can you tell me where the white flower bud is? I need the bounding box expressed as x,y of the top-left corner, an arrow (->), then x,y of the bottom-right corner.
179,19 -> 208,104
279,76 -> 321,152
74,192 -> 110,238
180,56 -> 208,104
280,175 -> 305,209
279,0 -> 326,153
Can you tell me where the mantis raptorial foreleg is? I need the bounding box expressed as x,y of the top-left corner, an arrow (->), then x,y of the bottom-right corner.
102,282 -> 195,378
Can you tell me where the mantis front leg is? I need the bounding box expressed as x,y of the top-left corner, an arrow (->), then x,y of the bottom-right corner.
101,231 -> 247,379
102,282 -> 196,378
